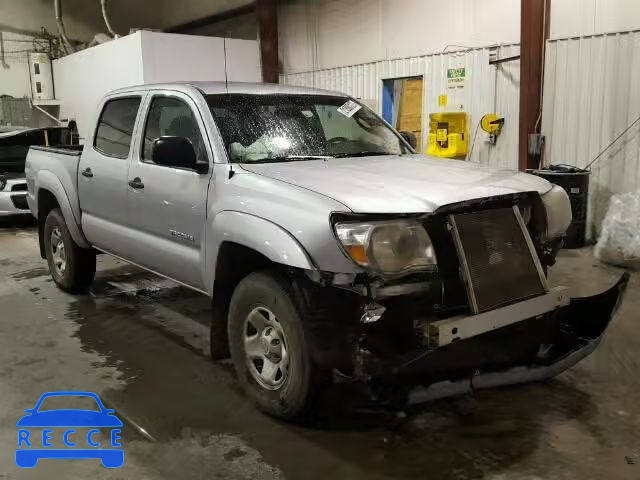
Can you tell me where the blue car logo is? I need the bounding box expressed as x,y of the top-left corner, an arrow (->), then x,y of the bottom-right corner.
16,391 -> 123,468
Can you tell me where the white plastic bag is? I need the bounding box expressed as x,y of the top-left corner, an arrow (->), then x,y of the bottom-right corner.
594,191 -> 640,269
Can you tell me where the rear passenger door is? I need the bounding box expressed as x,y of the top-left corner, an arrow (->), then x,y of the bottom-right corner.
124,91 -> 213,290
79,95 -> 143,252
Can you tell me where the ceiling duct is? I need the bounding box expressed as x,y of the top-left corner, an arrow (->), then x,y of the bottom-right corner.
101,0 -> 119,38
53,0 -> 75,53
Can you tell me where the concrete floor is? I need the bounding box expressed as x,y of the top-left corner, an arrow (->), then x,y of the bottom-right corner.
0,216 -> 639,480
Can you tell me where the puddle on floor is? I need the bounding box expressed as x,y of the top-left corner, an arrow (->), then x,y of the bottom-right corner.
60,267 -> 640,480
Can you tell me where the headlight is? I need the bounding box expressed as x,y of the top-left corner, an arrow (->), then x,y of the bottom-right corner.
541,185 -> 572,238
334,220 -> 437,274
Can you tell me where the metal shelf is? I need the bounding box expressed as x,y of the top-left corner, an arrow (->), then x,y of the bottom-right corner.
32,99 -> 60,106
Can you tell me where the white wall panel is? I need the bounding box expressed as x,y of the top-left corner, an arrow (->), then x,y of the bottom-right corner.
0,32 -> 32,99
542,31 -> 640,238
551,0 -> 640,39
224,38 -> 261,82
141,32 -> 261,83
282,45 -> 521,171
279,0 -> 521,74
54,32 -> 261,140
141,32 -> 227,83
491,45 -> 521,170
53,33 -> 144,141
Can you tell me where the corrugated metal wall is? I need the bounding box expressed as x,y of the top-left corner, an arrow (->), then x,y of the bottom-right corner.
281,45 -> 521,170
0,98 -> 58,128
543,30 -> 640,238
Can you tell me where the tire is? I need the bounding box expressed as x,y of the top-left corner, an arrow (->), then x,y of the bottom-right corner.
210,299 -> 230,360
228,271 -> 326,419
44,208 -> 96,293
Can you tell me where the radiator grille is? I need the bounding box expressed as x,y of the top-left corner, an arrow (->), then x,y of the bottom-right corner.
451,207 -> 546,313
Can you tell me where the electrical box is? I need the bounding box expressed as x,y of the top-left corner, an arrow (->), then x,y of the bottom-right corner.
427,112 -> 468,159
28,52 -> 54,101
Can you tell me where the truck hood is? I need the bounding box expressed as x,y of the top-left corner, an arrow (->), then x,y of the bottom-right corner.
240,154 -> 553,213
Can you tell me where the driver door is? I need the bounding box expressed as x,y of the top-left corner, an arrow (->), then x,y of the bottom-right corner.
125,90 -> 213,290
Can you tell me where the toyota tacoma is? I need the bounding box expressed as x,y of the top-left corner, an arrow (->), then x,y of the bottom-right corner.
25,82 -> 628,419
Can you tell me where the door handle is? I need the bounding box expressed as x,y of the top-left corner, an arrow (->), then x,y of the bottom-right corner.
128,177 -> 144,189
81,168 -> 93,178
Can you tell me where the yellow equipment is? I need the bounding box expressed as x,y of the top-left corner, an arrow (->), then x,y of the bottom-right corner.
427,111 -> 468,159
480,113 -> 501,134
480,113 -> 505,145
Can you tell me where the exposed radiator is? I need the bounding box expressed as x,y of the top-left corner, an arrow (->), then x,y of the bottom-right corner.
450,206 -> 547,313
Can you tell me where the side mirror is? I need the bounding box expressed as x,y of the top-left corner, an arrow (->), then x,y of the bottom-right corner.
151,136 -> 203,172
399,131 -> 417,150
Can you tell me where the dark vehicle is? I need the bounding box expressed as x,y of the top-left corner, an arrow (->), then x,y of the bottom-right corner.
0,126 -> 71,216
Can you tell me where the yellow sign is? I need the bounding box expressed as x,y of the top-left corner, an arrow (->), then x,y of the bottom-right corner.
438,95 -> 448,107
436,128 -> 448,142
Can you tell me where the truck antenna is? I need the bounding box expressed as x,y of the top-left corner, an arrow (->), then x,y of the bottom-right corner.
223,37 -> 229,93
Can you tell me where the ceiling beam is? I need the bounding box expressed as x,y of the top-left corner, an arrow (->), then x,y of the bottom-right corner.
165,3 -> 255,34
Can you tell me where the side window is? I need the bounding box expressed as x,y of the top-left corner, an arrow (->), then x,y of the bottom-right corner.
142,96 -> 206,164
94,97 -> 141,158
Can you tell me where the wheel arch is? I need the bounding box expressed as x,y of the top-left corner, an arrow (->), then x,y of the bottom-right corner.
35,170 -> 90,255
205,211 -> 316,296
205,212 -> 316,361
208,240 -> 288,360
36,188 -> 59,258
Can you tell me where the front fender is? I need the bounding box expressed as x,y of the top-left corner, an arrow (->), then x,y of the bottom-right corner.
36,170 -> 90,249
205,210 -> 316,294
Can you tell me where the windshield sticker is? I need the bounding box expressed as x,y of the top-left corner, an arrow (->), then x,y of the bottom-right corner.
337,100 -> 362,118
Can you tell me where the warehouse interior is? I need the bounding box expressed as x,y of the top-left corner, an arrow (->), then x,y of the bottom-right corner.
1,1 -> 640,479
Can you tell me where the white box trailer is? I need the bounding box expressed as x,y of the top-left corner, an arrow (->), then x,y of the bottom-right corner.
53,31 -> 261,141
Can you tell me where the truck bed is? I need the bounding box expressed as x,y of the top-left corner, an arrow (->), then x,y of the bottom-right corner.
0,127 -> 73,173
25,145 -> 84,220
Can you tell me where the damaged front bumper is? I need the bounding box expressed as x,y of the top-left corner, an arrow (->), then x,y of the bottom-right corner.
359,273 -> 630,404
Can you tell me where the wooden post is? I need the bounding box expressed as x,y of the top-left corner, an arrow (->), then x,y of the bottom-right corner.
519,0 -> 551,170
256,0 -> 279,83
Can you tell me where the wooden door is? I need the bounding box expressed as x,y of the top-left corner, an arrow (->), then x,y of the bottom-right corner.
396,78 -> 424,152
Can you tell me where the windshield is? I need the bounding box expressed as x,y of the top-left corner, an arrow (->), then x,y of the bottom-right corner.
206,94 -> 409,163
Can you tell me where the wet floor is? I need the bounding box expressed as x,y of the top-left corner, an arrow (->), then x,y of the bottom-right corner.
0,217 -> 639,479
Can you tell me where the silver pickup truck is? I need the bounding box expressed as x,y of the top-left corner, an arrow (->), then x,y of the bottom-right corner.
25,82 -> 627,419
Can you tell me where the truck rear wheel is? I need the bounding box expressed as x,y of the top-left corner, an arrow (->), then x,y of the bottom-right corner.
228,271 -> 326,419
44,208 -> 96,293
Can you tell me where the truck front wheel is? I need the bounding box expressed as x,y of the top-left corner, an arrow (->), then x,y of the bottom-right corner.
228,271 -> 326,419
44,208 -> 96,293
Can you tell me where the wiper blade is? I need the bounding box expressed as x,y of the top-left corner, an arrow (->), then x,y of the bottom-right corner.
332,151 -> 394,158
247,155 -> 333,163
